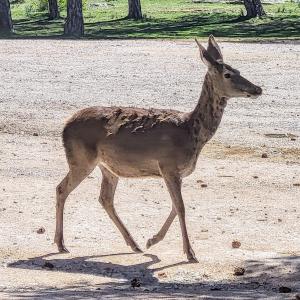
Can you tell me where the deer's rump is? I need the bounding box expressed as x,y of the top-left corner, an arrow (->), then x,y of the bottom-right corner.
62,106 -> 195,177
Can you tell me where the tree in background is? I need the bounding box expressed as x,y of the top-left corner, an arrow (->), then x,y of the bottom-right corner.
128,0 -> 143,19
64,0 -> 84,36
48,0 -> 60,19
0,0 -> 13,33
243,0 -> 266,18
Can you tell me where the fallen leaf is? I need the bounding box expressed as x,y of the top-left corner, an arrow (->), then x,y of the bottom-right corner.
157,272 -> 167,279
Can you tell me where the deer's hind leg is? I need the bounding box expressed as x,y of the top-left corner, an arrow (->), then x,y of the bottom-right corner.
55,143 -> 98,253
99,165 -> 142,253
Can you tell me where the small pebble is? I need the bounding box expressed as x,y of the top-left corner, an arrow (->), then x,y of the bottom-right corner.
36,227 -> 45,234
43,262 -> 54,269
261,153 -> 268,158
278,286 -> 291,293
234,267 -> 245,276
131,278 -> 141,288
232,240 -> 241,249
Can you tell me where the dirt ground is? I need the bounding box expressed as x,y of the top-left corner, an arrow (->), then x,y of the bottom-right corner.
0,40 -> 299,299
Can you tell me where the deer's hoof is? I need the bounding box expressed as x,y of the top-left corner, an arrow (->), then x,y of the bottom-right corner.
58,246 -> 69,253
146,236 -> 159,249
133,247 -> 143,253
186,248 -> 198,263
55,241 -> 69,253
131,245 -> 143,253
54,236 -> 69,253
187,256 -> 199,263
146,238 -> 153,249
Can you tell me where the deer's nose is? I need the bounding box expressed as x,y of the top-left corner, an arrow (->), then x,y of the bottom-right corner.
255,86 -> 262,95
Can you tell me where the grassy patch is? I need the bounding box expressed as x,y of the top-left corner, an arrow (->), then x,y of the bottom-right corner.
6,0 -> 300,39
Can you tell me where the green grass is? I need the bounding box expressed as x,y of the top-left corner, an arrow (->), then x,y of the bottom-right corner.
5,0 -> 300,39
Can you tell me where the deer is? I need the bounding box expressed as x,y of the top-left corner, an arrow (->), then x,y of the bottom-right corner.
54,36 -> 262,262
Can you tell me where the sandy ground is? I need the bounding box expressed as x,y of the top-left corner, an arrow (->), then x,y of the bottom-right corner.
0,40 -> 299,299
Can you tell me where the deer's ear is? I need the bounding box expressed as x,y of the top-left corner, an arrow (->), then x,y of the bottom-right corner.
207,35 -> 223,62
195,38 -> 217,68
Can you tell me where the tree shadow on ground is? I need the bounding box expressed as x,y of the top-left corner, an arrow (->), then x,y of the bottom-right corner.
2,11 -> 300,40
5,252 -> 300,299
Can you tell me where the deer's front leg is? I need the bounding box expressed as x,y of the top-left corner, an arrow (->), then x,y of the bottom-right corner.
160,166 -> 198,263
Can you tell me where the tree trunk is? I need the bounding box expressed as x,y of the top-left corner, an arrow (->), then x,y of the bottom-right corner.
48,0 -> 60,20
243,0 -> 266,18
0,0 -> 13,33
64,0 -> 84,37
128,0 -> 143,20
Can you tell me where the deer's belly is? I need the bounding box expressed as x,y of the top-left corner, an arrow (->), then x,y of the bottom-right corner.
97,135 -> 197,178
99,155 -> 161,178
98,152 -> 197,178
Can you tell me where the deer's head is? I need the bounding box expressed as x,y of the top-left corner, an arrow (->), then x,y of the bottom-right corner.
195,36 -> 262,99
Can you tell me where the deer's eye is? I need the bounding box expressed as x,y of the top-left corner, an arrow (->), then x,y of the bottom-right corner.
224,73 -> 231,79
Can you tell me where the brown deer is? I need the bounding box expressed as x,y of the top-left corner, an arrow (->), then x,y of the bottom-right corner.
54,36 -> 262,262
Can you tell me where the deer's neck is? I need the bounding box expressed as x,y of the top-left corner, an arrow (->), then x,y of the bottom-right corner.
189,73 -> 227,146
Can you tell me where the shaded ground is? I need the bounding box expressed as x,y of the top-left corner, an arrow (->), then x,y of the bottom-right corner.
0,40 -> 299,299
5,0 -> 300,39
10,14 -> 300,40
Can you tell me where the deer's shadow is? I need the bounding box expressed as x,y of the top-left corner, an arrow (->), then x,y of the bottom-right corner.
8,252 -> 188,285
6,252 -> 300,298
